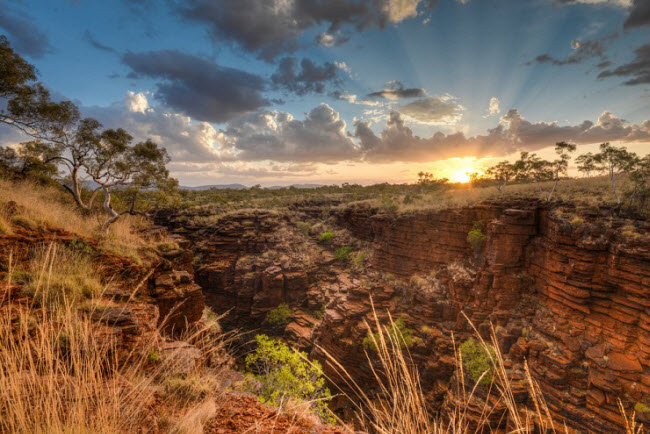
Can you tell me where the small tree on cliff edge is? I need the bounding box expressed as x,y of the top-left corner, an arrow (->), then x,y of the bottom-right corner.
82,129 -> 171,231
576,143 -> 638,205
546,141 -> 576,201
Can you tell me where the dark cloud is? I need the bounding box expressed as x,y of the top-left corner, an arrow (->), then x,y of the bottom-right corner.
220,103 -> 360,162
174,0 -> 434,60
398,95 -> 464,124
0,9 -> 52,58
624,0 -> 650,29
122,50 -> 268,123
596,60 -> 613,69
354,109 -> 650,163
271,57 -> 341,95
367,81 -> 426,99
530,34 -> 616,66
83,30 -> 116,54
598,42 -> 650,85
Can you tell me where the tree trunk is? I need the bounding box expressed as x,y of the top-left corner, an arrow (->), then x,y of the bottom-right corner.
547,178 -> 559,201
100,186 -> 120,232
64,165 -> 90,210
610,167 -> 620,204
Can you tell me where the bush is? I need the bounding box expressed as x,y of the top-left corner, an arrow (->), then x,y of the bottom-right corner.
334,246 -> 353,262
11,215 -> 38,231
163,374 -> 218,402
246,334 -> 333,423
635,401 -> 650,414
318,231 -> 335,244
363,318 -> 414,352
266,303 -> 292,327
296,221 -> 311,236
467,222 -> 487,253
459,338 -> 496,386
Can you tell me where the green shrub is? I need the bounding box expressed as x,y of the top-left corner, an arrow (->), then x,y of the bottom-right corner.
246,334 -> 333,423
353,251 -> 366,268
156,242 -> 180,253
266,303 -> 292,327
318,231 -> 335,244
334,246 -> 353,262
467,222 -> 487,252
635,402 -> 650,414
147,348 -> 161,363
380,197 -> 398,213
459,338 -> 496,386
363,318 -> 414,352
296,221 -> 311,236
69,238 -> 94,257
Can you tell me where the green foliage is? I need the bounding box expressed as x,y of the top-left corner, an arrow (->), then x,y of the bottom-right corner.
296,221 -> 312,236
635,402 -> 650,414
353,251 -> 366,268
334,246 -> 353,262
363,318 -> 414,352
380,196 -> 398,213
467,222 -> 487,252
147,348 -> 161,364
318,231 -> 335,244
266,303 -> 292,327
68,238 -> 94,257
459,338 -> 496,386
156,242 -> 180,253
246,334 -> 333,423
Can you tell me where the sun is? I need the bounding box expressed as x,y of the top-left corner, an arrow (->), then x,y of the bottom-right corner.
449,167 -> 473,183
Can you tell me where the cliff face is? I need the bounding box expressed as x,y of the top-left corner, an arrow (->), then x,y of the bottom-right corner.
160,201 -> 650,431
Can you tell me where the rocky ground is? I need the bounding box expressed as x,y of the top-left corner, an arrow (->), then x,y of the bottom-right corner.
157,198 -> 650,432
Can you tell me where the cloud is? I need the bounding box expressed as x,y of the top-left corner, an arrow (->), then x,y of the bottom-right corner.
83,30 -> 116,53
598,42 -> 650,85
316,32 -> 350,47
122,50 -> 268,123
367,81 -> 426,99
331,91 -> 384,106
530,34 -> 615,66
174,0 -> 436,60
84,91 -> 225,163
271,57 -> 341,95
0,8 -> 52,58
219,103 -> 360,162
488,97 -> 500,115
354,109 -> 650,163
398,95 -> 464,125
625,0 -> 650,28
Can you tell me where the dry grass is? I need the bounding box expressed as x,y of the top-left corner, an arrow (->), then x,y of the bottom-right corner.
359,175 -> 631,214
317,298 -> 643,433
0,178 -> 153,262
0,243 -> 236,434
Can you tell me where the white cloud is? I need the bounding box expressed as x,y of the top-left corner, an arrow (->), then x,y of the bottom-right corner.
383,0 -> 421,22
488,97 -> 500,115
125,91 -> 150,114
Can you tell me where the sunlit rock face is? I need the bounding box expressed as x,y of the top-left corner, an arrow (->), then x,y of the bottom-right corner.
157,200 -> 650,431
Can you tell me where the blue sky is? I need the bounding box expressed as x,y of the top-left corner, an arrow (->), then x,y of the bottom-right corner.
1,0 -> 649,185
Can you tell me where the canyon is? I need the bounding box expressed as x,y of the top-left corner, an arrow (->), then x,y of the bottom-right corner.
155,198 -> 650,432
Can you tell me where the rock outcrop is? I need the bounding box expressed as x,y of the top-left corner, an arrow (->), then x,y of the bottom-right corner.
159,200 -> 650,431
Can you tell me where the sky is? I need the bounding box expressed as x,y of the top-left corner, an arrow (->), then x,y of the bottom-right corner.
1,0 -> 649,186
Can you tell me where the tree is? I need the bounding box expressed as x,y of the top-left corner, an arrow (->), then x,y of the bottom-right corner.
417,171 -> 448,192
485,161 -> 516,193
0,36 -> 79,146
627,155 -> 650,211
245,334 -> 333,423
82,129 -> 172,231
546,141 -> 576,201
513,152 -> 553,190
577,143 -> 638,204
575,152 -> 597,177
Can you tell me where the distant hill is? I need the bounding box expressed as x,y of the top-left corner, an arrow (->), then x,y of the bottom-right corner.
180,184 -> 248,190
180,183 -> 326,190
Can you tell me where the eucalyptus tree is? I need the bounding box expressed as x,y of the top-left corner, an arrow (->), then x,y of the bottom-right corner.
577,143 -> 638,204
546,141 -> 576,201
485,160 -> 516,193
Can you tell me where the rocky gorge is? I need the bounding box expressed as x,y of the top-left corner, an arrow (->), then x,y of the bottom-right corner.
155,199 -> 650,432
